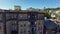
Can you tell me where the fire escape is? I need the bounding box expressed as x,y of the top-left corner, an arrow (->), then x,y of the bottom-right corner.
28,12 -> 37,34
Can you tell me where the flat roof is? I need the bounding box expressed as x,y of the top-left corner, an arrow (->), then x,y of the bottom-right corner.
0,9 -> 45,13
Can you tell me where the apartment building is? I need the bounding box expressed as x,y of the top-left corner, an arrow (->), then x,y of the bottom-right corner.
0,9 -> 44,34
0,22 -> 4,34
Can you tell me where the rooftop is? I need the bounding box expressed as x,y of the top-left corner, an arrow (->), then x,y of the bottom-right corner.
0,9 -> 45,13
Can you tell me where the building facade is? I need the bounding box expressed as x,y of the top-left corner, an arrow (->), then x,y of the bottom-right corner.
0,9 -> 44,34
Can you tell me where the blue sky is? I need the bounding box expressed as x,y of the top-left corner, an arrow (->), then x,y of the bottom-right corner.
0,0 -> 60,10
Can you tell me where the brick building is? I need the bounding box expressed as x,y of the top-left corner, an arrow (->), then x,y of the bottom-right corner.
0,9 -> 44,34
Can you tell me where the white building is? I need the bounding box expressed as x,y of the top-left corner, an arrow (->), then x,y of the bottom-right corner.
55,10 -> 60,22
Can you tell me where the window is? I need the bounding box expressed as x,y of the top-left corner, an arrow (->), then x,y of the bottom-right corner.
11,21 -> 17,30
18,14 -> 23,19
23,15 -> 27,19
39,23 -> 40,25
12,21 -> 17,25
24,22 -> 26,27
35,22 -> 36,24
28,30 -> 30,32
38,27 -> 41,30
24,24 -> 26,27
34,28 -> 36,31
6,14 -> 13,19
38,27 -> 42,32
0,32 -> 2,34
20,25 -> 23,27
39,32 -> 42,34
38,14 -> 44,20
20,31 -> 22,34
35,16 -> 37,18
28,22 -> 30,25
0,14 -> 2,20
20,29 -> 23,34
0,26 -> 1,30
20,16 -> 22,18
28,16 -> 30,18
19,14 -> 27,19
28,30 -> 31,34
24,30 -> 26,33
28,22 -> 30,27
13,14 -> 17,18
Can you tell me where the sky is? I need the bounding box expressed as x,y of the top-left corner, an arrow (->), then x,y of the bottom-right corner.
0,0 -> 60,10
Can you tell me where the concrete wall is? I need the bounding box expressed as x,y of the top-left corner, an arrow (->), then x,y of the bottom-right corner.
0,22 -> 4,34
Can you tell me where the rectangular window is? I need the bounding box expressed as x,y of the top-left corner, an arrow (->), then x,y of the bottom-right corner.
24,29 -> 26,33
20,25 -> 23,27
38,14 -> 44,20
20,29 -> 23,34
11,21 -> 17,31
0,26 -> 1,30
0,14 -> 2,20
24,24 -> 26,27
18,14 -> 27,19
6,14 -> 12,19
12,14 -> 17,18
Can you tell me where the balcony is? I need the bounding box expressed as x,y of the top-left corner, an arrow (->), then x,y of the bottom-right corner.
18,15 -> 28,20
37,15 -> 44,20
6,15 -> 17,20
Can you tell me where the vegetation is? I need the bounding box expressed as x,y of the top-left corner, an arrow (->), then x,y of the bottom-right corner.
44,8 -> 60,19
27,7 -> 60,19
27,7 -> 40,11
45,10 -> 51,19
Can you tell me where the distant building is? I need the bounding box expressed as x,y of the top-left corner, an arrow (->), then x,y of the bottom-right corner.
0,9 -> 44,34
14,5 -> 21,10
55,10 -> 60,22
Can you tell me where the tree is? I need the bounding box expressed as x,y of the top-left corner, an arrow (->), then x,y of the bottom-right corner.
27,7 -> 40,11
45,10 -> 51,19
